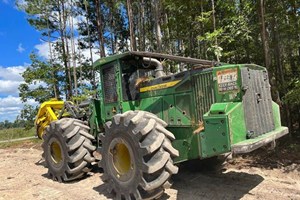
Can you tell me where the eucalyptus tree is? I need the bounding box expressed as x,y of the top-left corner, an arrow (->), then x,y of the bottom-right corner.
17,0 -> 74,99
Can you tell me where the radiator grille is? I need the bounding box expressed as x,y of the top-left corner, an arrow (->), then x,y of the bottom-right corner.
192,71 -> 215,121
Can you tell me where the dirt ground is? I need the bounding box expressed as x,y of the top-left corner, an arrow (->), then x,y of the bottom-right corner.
0,141 -> 300,200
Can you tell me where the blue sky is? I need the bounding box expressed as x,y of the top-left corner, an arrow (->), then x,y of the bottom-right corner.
0,0 -> 100,122
0,0 -> 40,121
0,0 -> 40,66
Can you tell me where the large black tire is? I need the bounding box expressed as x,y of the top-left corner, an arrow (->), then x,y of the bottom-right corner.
42,118 -> 96,182
100,111 -> 179,200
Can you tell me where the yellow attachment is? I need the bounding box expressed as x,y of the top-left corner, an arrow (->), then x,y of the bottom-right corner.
35,99 -> 68,139
112,143 -> 132,175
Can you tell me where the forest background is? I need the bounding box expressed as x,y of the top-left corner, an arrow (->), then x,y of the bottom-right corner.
1,0 -> 299,137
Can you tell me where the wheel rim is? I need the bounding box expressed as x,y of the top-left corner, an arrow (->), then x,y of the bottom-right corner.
109,138 -> 134,182
50,139 -> 63,165
113,143 -> 131,175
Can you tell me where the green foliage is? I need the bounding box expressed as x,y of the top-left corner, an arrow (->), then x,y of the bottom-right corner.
0,128 -> 35,141
0,128 -> 40,149
15,0 -> 300,134
198,28 -> 224,42
0,138 -> 41,149
284,78 -> 300,106
0,120 -> 15,130
196,11 -> 213,23
71,88 -> 97,103
19,53 -> 59,103
20,104 -> 38,130
207,45 -> 223,60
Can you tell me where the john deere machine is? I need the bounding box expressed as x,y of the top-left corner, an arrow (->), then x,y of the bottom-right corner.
35,51 -> 288,200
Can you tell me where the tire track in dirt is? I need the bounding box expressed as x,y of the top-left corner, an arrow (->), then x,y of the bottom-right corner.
0,148 -> 300,200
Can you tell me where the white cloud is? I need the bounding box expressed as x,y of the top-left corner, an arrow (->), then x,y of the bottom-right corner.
14,0 -> 27,10
0,96 -> 37,122
0,66 -> 41,121
0,65 -> 25,81
81,46 -> 101,63
0,80 -> 22,95
71,15 -> 84,30
35,42 -> 50,59
0,66 -> 26,96
17,43 -> 25,53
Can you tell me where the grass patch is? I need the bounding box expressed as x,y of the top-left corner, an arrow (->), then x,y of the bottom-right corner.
0,128 -> 36,141
0,128 -> 41,149
0,138 -> 42,149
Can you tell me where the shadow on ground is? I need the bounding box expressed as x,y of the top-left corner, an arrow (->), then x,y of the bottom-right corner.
233,135 -> 300,173
93,159 -> 264,200
36,159 -> 101,183
93,181 -> 171,200
171,160 -> 264,200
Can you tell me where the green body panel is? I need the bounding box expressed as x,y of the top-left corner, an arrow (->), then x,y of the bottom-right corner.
89,52 -> 288,164
200,102 -> 245,158
272,102 -> 282,129
89,99 -> 103,136
206,102 -> 248,144
227,103 -> 247,144
200,115 -> 231,158
168,127 -> 194,162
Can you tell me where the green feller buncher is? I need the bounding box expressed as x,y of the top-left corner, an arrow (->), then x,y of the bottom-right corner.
35,51 -> 288,200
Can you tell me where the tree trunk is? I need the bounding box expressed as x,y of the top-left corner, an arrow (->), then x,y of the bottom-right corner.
211,0 -> 219,62
164,12 -> 171,54
200,1 -> 207,59
258,0 -> 271,69
127,0 -> 137,51
141,0 -> 145,51
69,1 -> 77,99
94,0 -> 106,57
84,0 -> 95,89
154,0 -> 162,52
77,37 -> 83,89
137,2 -> 142,50
84,0 -> 94,65
58,0 -> 72,100
137,0 -> 146,51
110,23 -> 115,54
65,34 -> 73,100
148,2 -> 155,51
292,1 -> 300,73
63,1 -> 73,100
46,14 -> 58,99
272,14 -> 293,134
109,2 -> 115,54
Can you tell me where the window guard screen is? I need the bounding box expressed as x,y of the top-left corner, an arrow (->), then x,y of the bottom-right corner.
103,65 -> 117,103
